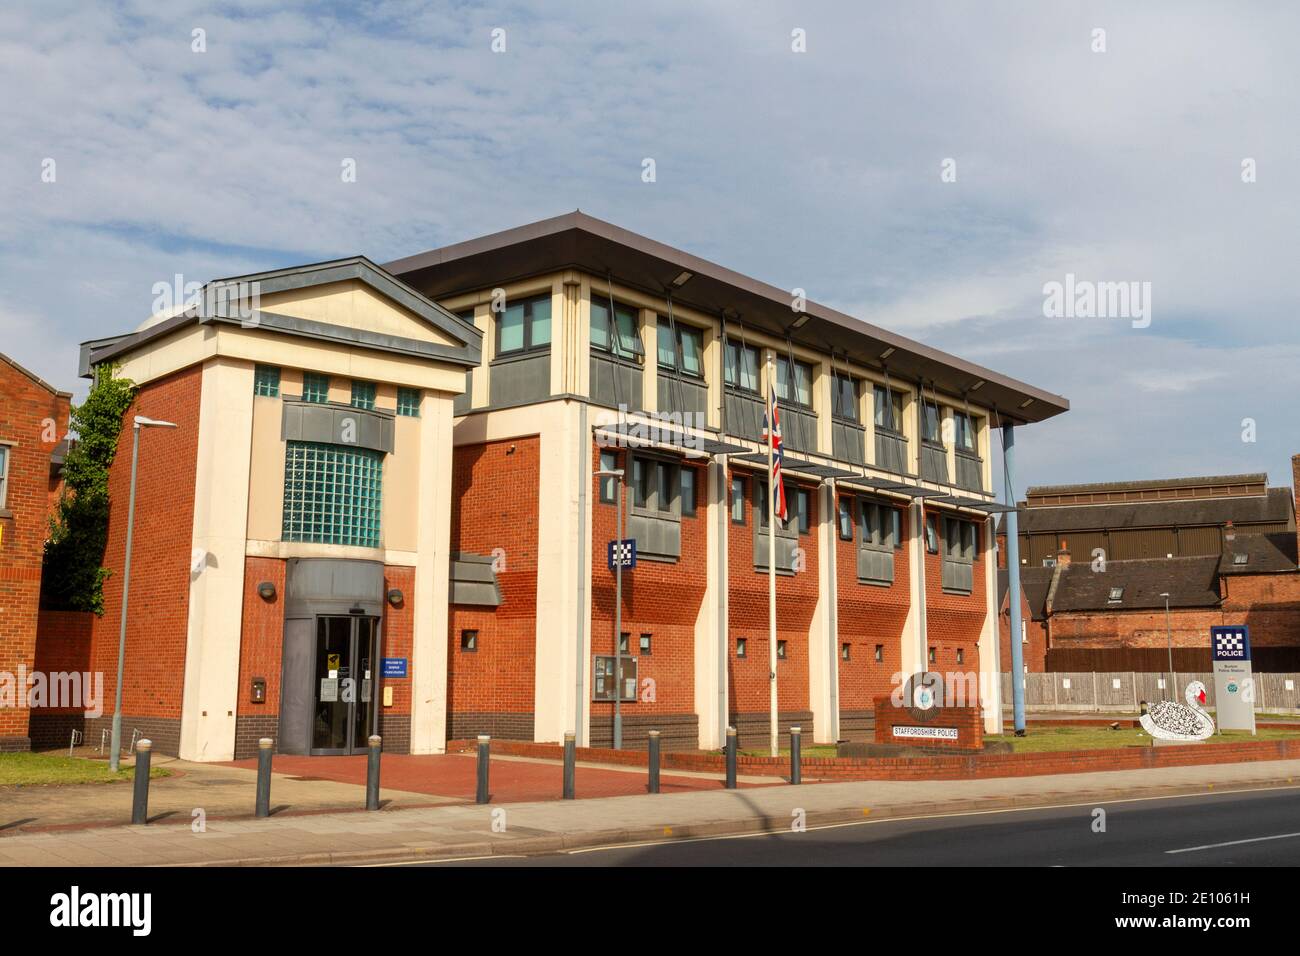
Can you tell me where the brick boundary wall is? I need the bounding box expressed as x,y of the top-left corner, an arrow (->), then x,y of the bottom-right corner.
447,712 -> 535,741
874,697 -> 983,751
378,713 -> 411,754
587,712 -> 698,751
452,736 -> 1300,782
82,714 -> 182,757
233,715 -> 280,760
728,710 -> 814,750
839,708 -> 877,740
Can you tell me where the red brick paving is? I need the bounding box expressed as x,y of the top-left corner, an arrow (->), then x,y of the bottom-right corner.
226,753 -> 763,802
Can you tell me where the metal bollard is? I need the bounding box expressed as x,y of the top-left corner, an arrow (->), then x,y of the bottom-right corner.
131,739 -> 152,825
725,726 -> 737,790
255,738 -> 273,818
476,735 -> 491,804
366,735 -> 382,810
647,730 -> 661,794
790,726 -> 802,785
562,732 -> 576,800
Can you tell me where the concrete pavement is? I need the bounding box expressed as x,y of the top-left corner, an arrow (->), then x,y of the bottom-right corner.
2,756 -> 1299,866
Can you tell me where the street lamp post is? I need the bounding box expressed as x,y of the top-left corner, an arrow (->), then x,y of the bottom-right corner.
1159,591 -> 1173,700
595,465 -> 626,750
110,415 -> 178,772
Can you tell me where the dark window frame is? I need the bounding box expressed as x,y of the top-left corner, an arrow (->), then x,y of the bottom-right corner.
656,318 -> 705,379
590,297 -> 643,361
723,340 -> 761,395
598,450 -> 619,504
775,355 -> 815,411
460,629 -> 478,652
495,293 -> 553,357
832,372 -> 860,423
873,383 -> 906,434
736,637 -> 748,658
730,475 -> 747,525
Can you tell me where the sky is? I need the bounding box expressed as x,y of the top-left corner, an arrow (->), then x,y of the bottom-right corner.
2,0 -> 1297,495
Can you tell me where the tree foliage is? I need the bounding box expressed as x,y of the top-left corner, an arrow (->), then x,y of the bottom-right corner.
42,368 -> 135,614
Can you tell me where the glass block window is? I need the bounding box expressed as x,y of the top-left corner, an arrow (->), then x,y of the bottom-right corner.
396,387 -> 421,417
254,365 -> 281,397
302,372 -> 330,404
282,441 -> 383,547
351,380 -> 376,410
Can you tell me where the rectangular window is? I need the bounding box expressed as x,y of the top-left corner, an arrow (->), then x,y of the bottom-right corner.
956,648 -> 964,665
873,384 -> 904,432
795,488 -> 811,534
657,319 -> 704,377
731,476 -> 746,524
777,640 -> 788,660
639,634 -> 652,655
874,644 -> 884,663
891,509 -> 902,549
396,387 -> 421,417
862,501 -> 879,546
925,514 -> 938,553
838,497 -> 853,540
618,632 -> 630,654
0,444 -> 8,509
775,356 -> 814,408
590,298 -> 642,359
723,341 -> 760,393
757,479 -> 799,532
832,373 -> 859,421
253,364 -> 281,397
599,450 -> 619,504
841,643 -> 851,661
282,441 -> 383,547
680,467 -> 696,516
656,461 -> 677,514
633,457 -> 650,509
921,401 -> 943,444
736,637 -> 747,658
351,380 -> 376,410
497,294 -> 552,356
954,412 -> 977,452
460,630 -> 478,652
929,647 -> 937,664
302,372 -> 330,404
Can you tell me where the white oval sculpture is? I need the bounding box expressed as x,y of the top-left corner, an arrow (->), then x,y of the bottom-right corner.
1140,681 -> 1215,741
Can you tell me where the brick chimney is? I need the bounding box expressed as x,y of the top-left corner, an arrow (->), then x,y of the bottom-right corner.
1056,538 -> 1071,567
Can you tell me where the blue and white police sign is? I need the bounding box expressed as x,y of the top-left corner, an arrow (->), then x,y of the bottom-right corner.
1211,626 -> 1251,662
1210,625 -> 1254,733
607,538 -> 637,571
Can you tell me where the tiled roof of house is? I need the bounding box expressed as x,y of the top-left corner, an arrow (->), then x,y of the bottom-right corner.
1049,556 -> 1222,612
1219,532 -> 1298,575
1015,487 -> 1294,534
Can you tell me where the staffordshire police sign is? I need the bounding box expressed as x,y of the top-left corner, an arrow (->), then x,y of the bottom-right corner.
1210,625 -> 1255,734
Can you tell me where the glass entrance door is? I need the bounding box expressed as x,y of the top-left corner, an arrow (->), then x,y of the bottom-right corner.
312,615 -> 379,754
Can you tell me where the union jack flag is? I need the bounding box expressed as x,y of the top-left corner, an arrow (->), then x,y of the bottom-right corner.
761,384 -> 788,523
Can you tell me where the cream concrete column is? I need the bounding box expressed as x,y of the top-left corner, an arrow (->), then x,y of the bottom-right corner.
179,357 -> 254,762
943,406 -> 957,482
903,498 -> 928,678
548,277 -> 567,399
410,393 -> 454,753
978,515 -> 1003,733
471,303 -> 492,408
694,454 -> 726,749
641,308 -> 658,413
809,480 -> 839,743
704,320 -> 722,431
817,359 -> 833,455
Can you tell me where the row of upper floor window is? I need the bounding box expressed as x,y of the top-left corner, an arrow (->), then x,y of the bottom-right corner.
253,364 -> 422,417
450,287 -> 988,465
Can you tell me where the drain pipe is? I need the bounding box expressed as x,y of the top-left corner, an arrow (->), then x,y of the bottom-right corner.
574,401 -> 589,746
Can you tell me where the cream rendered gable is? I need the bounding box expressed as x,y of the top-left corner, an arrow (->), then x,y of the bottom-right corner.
258,280 -> 463,350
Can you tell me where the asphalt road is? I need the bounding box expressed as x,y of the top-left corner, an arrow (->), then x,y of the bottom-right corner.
398,786 -> 1300,866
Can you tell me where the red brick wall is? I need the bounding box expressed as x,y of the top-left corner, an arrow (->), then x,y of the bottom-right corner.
237,556 -> 286,718
30,610 -> 93,714
873,695 -> 983,750
0,359 -> 69,742
589,445 -> 706,729
836,496 -> 911,709
726,467 -> 819,720
922,507 -> 987,681
999,588 -> 1048,672
380,565 -> 414,719
447,437 -> 539,726
88,366 -> 202,722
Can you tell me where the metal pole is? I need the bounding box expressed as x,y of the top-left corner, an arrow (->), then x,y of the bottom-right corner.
1002,422 -> 1027,736
255,737 -> 273,818
725,725 -> 737,789
563,732 -> 576,799
790,725 -> 802,785
475,734 -> 490,804
1164,595 -> 1174,696
130,738 -> 152,824
767,356 -> 778,757
110,424 -> 142,773
365,734 -> 381,810
647,729 -> 661,794
614,472 -> 624,750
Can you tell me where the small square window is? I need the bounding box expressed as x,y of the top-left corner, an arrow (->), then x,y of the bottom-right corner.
928,646 -> 937,663
736,637 -> 747,658
777,640 -> 788,660
253,364 -> 280,397
1108,587 -> 1124,602
351,380 -> 376,410
874,644 -> 884,663
396,387 -> 421,417
639,634 -> 652,655
841,643 -> 851,661
460,630 -> 478,652
1233,553 -> 1248,565
302,372 -> 330,404
599,451 -> 619,504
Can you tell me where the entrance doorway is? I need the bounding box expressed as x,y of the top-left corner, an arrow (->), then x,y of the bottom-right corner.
311,615 -> 379,754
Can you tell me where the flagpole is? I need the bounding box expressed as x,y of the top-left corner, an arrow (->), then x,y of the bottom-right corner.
767,356 -> 779,758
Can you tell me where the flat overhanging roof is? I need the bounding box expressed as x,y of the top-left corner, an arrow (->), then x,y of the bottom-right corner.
385,211 -> 1069,426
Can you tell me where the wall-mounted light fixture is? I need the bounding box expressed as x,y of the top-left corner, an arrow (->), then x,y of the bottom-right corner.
880,346 -> 895,360
1018,398 -> 1034,410
970,380 -> 985,391
671,270 -> 693,288
790,313 -> 810,330
257,581 -> 276,601
387,588 -> 404,607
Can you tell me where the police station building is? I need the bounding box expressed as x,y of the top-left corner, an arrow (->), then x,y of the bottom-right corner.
78,212 -> 1068,761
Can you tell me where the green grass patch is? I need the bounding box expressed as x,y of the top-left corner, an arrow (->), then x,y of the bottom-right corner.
984,725 -> 1300,754
0,752 -> 170,787
739,745 -> 839,759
